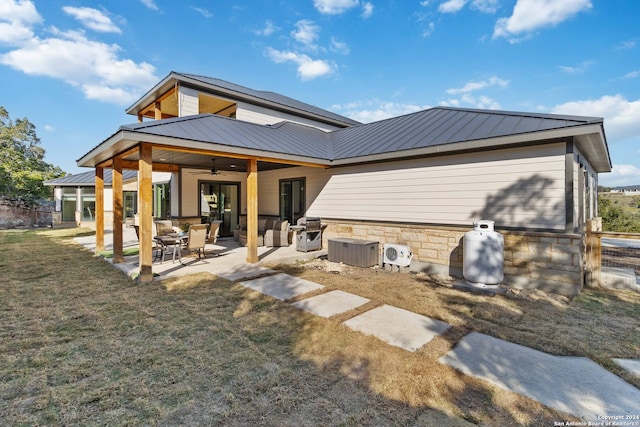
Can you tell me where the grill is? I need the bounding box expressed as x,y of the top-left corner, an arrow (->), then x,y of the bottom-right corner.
295,217 -> 325,252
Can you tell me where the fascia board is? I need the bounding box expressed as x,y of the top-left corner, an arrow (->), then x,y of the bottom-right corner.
329,124 -> 608,167
76,130 -> 331,169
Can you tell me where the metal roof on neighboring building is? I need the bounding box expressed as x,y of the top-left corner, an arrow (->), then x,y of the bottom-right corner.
44,169 -> 138,186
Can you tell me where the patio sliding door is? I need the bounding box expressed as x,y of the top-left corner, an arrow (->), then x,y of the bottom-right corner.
199,181 -> 239,237
280,178 -> 305,225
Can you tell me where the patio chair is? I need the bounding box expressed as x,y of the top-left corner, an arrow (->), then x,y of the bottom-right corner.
183,224 -> 208,260
133,224 -> 165,261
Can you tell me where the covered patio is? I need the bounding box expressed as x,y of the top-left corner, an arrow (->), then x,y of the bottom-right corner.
77,116 -> 329,282
74,225 -> 327,281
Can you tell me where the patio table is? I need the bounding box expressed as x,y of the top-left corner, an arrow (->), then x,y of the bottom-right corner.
154,233 -> 188,264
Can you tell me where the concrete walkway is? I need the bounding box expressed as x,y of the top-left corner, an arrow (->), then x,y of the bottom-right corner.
234,267 -> 640,422
75,231 -> 640,421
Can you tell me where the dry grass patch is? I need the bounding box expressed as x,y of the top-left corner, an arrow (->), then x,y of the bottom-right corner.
272,259 -> 640,386
2,229 -> 636,426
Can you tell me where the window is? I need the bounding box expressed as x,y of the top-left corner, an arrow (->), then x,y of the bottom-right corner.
280,178 -> 305,225
153,183 -> 171,219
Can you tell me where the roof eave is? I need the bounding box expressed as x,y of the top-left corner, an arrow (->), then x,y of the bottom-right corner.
126,72 -> 357,128
76,129 -> 331,169
329,124 -> 612,172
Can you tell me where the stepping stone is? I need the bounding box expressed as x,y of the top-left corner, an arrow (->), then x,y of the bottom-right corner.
239,273 -> 324,301
343,304 -> 450,352
613,358 -> 640,377
292,290 -> 370,318
216,265 -> 276,282
440,332 -> 640,420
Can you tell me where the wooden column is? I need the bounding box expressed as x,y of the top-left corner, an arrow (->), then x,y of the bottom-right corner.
586,218 -> 602,288
138,143 -> 154,282
246,158 -> 259,263
95,167 -> 105,253
112,157 -> 124,263
137,113 -> 143,123
154,102 -> 162,120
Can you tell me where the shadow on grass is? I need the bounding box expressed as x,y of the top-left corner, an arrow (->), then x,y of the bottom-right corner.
4,229 -> 636,425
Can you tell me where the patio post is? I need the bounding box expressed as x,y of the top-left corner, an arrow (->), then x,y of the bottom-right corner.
138,143 -> 154,282
112,157 -> 124,263
246,158 -> 258,263
95,167 -> 105,253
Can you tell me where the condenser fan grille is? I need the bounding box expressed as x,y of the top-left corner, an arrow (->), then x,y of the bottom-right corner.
385,246 -> 398,261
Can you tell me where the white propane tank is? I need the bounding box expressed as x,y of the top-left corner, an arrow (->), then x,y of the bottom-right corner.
463,220 -> 504,287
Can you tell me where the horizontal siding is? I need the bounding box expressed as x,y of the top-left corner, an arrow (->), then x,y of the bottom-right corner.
179,87 -> 199,117
236,102 -> 341,131
307,143 -> 568,230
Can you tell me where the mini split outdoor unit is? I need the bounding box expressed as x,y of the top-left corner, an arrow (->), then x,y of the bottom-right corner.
383,244 -> 413,267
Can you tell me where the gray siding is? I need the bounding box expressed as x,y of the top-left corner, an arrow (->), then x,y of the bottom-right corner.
306,143 -> 567,230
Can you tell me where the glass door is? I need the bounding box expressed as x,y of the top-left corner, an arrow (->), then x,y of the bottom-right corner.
200,181 -> 239,237
280,178 -> 305,225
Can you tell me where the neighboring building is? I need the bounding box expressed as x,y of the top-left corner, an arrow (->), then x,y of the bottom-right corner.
45,170 -> 174,228
76,71 -> 611,293
610,185 -> 640,195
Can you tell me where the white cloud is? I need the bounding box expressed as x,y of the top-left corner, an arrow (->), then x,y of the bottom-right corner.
0,0 -> 42,44
140,0 -> 159,11
291,20 -> 320,49
330,37 -> 349,55
558,60 -> 593,74
551,95 -> 640,142
62,6 -> 121,34
313,0 -> 359,15
439,0 -> 466,13
44,124 -> 55,132
623,70 -> 640,79
443,77 -> 507,109
361,2 -> 374,18
446,76 -> 509,95
191,7 -> 212,18
254,20 -> 279,36
439,0 -> 498,14
1,27 -> 158,105
599,164 -> 640,187
265,47 -> 335,80
494,0 -> 592,42
615,40 -> 636,51
330,99 -> 431,123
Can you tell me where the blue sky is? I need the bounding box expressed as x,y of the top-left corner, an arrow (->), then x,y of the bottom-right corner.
0,0 -> 638,186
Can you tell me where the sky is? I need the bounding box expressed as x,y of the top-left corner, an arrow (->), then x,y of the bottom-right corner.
0,0 -> 638,187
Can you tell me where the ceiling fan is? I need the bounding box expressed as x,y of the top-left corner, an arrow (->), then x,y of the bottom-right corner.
189,158 -> 221,175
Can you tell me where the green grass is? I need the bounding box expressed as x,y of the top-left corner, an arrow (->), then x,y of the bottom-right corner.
98,246 -> 140,258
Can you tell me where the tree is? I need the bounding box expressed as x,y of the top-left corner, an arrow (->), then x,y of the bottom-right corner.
598,197 -> 640,232
0,106 -> 65,204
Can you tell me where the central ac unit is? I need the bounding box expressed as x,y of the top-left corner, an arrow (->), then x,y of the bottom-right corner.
383,244 -> 413,267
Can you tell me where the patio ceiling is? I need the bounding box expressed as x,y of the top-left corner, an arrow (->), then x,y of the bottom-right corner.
121,147 -> 296,173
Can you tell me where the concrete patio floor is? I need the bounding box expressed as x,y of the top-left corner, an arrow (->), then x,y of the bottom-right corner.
74,226 -> 327,281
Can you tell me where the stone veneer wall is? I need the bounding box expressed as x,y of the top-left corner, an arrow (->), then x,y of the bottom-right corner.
322,220 -> 584,296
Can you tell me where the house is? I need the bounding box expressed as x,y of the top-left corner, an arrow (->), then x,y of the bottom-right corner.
76,72 -> 611,294
45,170 -> 174,228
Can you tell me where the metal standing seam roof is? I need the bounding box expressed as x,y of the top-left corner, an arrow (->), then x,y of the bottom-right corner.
329,107 -> 605,159
103,106 -> 607,163
126,71 -> 361,128
44,169 -> 138,186
121,114 -> 333,160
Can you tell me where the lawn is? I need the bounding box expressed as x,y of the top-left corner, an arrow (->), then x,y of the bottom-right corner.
1,228 -> 638,426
